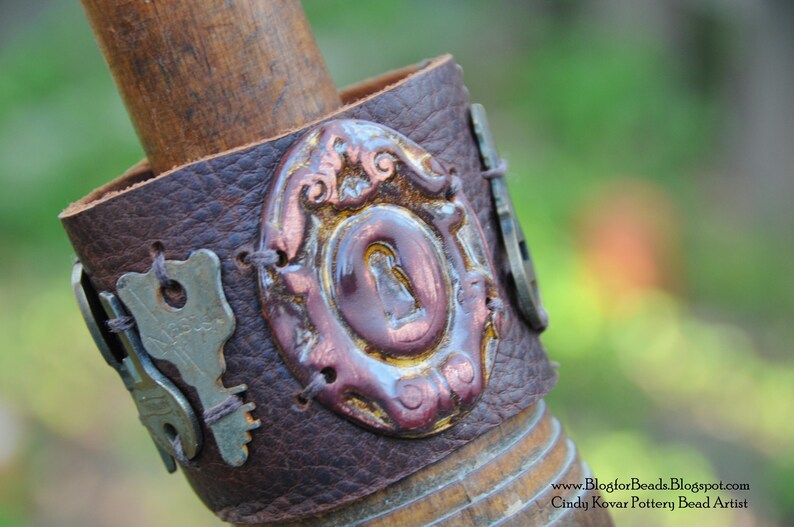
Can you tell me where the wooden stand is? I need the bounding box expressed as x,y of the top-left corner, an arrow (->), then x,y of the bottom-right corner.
251,401 -> 610,527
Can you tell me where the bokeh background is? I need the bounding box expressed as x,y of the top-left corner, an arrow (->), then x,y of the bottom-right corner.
1,1 -> 792,526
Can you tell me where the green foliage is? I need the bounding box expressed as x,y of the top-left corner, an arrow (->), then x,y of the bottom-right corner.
0,5 -> 143,251
0,2 -> 791,526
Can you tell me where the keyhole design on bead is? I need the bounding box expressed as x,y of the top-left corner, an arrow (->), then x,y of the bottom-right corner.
368,245 -> 422,329
258,119 -> 502,436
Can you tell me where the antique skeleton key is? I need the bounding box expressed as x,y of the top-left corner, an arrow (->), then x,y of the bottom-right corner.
116,249 -> 260,467
72,263 -> 201,472
470,103 -> 549,331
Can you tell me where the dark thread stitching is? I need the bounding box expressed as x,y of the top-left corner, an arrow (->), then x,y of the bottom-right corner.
298,372 -> 328,404
487,297 -> 505,313
152,249 -> 175,289
448,176 -> 462,198
482,159 -> 508,180
170,434 -> 191,465
203,395 -> 244,426
245,249 -> 280,268
106,316 -> 135,333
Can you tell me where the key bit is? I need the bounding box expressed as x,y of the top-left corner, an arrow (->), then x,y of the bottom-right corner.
116,249 -> 260,467
71,262 -> 201,472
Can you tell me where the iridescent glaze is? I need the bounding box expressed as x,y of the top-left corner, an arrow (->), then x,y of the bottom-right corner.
258,119 -> 501,436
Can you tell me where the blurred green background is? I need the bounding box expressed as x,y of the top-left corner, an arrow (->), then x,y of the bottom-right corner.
1,1 -> 792,526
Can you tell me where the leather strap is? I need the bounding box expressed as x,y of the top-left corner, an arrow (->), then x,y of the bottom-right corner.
60,55 -> 557,524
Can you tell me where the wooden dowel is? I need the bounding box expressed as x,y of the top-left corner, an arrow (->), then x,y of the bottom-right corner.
81,0 -> 341,174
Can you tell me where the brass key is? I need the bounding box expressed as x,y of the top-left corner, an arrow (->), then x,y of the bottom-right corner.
72,263 -> 201,472
116,249 -> 260,467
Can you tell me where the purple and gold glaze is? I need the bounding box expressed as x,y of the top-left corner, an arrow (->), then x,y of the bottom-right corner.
258,119 -> 502,436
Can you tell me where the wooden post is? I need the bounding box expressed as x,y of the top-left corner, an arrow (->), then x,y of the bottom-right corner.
80,0 -> 340,174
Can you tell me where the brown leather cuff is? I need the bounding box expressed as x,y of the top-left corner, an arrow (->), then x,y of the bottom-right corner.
60,55 -> 557,524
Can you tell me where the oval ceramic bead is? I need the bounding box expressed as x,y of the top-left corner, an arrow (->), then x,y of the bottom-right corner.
258,119 -> 502,436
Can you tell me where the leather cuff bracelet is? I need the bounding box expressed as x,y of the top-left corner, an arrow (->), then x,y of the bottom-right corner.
61,55 -> 557,524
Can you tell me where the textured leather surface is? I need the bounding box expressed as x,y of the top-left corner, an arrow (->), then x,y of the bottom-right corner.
61,56 -> 557,524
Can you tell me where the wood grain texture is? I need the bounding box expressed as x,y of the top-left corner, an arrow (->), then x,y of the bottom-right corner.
247,401 -> 613,527
81,0 -> 340,174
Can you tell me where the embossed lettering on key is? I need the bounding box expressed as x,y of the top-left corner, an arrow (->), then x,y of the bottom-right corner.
258,119 -> 503,436
116,249 -> 260,466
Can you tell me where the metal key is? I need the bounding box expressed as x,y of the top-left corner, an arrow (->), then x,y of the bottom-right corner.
72,262 -> 201,472
470,103 -> 549,331
116,249 -> 260,467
